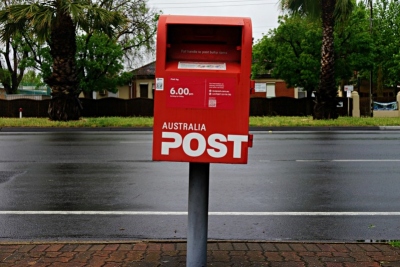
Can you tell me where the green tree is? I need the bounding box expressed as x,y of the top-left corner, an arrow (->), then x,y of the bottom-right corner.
0,0 -> 125,120
76,32 -> 130,98
253,4 -> 372,100
253,15 -> 321,97
0,0 -> 30,95
280,0 -> 354,119
372,0 -> 400,95
21,69 -> 43,85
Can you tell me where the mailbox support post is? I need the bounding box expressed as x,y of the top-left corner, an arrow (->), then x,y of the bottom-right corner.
187,162 -> 210,267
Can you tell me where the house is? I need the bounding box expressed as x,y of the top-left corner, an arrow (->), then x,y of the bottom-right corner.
252,74 -> 298,98
130,61 -> 156,99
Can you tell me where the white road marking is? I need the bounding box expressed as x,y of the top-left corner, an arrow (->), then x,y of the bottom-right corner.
120,141 -> 152,144
1,211 -> 400,216
296,159 -> 400,162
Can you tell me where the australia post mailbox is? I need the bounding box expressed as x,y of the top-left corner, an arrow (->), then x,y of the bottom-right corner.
152,15 -> 253,164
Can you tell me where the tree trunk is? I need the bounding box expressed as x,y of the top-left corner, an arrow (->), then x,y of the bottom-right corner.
314,0 -> 338,120
45,9 -> 81,121
48,93 -> 81,121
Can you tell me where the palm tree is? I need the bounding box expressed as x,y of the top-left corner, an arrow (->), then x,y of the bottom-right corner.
280,0 -> 354,119
0,0 -> 126,120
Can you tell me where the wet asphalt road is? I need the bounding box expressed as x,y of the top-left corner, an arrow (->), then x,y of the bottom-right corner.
0,130 -> 400,242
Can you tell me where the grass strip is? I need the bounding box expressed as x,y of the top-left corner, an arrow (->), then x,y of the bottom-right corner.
1,116 -> 400,128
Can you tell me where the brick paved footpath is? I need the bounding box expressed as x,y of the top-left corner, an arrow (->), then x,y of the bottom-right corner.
1,241 -> 400,267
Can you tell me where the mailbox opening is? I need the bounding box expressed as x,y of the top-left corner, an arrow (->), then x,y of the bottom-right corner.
166,24 -> 243,63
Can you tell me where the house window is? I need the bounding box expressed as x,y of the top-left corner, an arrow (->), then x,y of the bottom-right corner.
140,83 -> 148,98
266,83 -> 276,98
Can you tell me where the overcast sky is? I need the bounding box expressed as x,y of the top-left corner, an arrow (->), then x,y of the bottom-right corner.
146,0 -> 283,42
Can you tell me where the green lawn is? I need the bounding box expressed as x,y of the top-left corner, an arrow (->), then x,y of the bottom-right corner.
1,116 -> 400,127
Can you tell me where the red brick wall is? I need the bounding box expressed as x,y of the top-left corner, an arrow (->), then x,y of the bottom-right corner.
275,82 -> 294,97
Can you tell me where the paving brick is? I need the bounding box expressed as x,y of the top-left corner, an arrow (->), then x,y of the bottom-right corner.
325,263 -> 345,267
349,252 -> 374,262
212,250 -> 230,262
345,244 -> 365,252
0,245 -> 20,253
317,244 -> 337,252
118,244 -> 134,251
59,245 -> 78,252
275,243 -> 292,251
176,243 -> 187,251
218,243 -> 234,251
46,244 -> 64,252
316,251 -> 333,257
44,252 -> 62,258
133,243 -> 148,251
270,262 -> 305,267
147,243 -> 161,251
303,244 -> 321,252
17,245 -> 35,253
86,256 -> 108,266
31,245 -> 50,252
74,244 -> 91,252
232,243 -> 248,251
374,244 -> 397,252
161,243 -> 175,252
359,244 -> 380,252
247,243 -> 262,251
264,251 -> 283,261
289,243 -> 307,252
105,250 -> 127,263
281,251 -> 302,261
207,243 -> 218,251
144,251 -> 161,262
125,251 -> 145,261
246,250 -> 266,262
73,251 -> 94,263
89,244 -> 105,251
320,256 -> 355,263
260,243 -> 277,252
302,256 -> 323,266
103,244 -> 120,251
331,244 -> 350,252
344,262 -> 381,267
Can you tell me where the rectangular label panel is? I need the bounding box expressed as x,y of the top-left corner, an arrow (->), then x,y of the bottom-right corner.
166,76 -> 235,110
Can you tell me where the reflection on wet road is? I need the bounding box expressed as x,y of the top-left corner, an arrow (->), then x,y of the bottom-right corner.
1,131 -> 400,241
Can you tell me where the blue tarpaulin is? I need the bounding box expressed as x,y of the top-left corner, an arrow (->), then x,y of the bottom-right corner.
373,101 -> 398,110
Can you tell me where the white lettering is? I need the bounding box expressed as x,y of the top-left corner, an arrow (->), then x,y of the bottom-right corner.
161,132 -> 182,155
160,132 -> 248,159
161,122 -> 206,132
207,134 -> 227,158
227,135 -> 248,158
182,133 -> 206,157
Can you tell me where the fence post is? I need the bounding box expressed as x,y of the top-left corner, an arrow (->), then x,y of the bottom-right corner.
351,91 -> 360,117
397,92 -> 400,117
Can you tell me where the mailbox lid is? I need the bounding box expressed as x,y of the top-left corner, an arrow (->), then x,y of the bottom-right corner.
165,15 -> 247,26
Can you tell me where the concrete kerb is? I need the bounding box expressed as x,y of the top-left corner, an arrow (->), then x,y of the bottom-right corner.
0,239 -> 394,246
2,126 -> 399,132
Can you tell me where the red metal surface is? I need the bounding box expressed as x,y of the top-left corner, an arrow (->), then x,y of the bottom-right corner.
153,15 -> 252,164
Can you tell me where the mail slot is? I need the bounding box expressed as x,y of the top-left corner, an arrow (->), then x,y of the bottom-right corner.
152,15 -> 252,164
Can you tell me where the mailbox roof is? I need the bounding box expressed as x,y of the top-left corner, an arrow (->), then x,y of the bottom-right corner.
164,15 -> 249,26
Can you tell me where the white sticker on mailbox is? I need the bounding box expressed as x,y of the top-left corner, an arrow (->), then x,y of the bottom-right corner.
178,61 -> 226,70
156,78 -> 164,91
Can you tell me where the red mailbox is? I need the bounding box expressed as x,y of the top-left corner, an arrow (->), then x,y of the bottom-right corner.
152,15 -> 253,164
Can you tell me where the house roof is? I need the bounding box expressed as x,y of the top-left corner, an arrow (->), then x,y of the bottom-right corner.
132,61 -> 155,78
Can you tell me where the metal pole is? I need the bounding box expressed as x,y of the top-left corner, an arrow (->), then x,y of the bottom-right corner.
187,162 -> 210,267
369,0 -> 374,117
